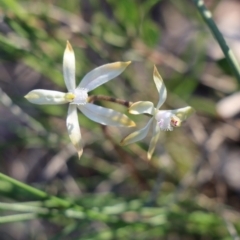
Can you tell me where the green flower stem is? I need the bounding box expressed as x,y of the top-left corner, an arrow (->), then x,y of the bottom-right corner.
0,213 -> 37,224
0,201 -> 86,220
0,173 -> 113,222
192,0 -> 240,83
88,95 -> 133,107
0,174 -> 169,224
0,173 -> 74,208
0,200 -> 120,223
0,202 -> 48,213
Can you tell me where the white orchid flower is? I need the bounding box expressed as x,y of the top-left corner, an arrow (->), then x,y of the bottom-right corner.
121,66 -> 194,160
25,41 -> 135,158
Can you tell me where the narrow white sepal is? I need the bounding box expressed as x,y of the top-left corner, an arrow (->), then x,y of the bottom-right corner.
66,104 -> 83,159
172,106 -> 195,121
78,61 -> 131,92
147,121 -> 161,160
129,101 -> 155,115
24,90 -> 68,105
153,66 -> 167,109
63,41 -> 76,92
120,118 -> 153,146
79,103 -> 135,127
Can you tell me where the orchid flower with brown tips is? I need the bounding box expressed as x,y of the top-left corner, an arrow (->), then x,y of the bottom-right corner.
121,66 -> 194,160
25,41 -> 135,158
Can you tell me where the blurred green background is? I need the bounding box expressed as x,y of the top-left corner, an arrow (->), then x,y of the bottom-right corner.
0,0 -> 240,239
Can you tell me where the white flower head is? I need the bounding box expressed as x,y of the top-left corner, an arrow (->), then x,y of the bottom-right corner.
25,41 -> 135,158
121,65 -> 194,160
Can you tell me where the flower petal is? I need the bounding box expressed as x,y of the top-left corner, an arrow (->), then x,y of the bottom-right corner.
120,118 -> 153,146
67,104 -> 83,158
148,121 -> 161,160
78,61 -> 131,92
24,90 -> 68,105
79,103 -> 135,127
63,41 -> 76,92
153,65 -> 167,109
129,101 -> 155,115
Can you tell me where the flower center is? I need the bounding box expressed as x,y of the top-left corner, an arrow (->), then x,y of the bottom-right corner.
155,111 -> 180,131
65,92 -> 75,102
71,88 -> 88,105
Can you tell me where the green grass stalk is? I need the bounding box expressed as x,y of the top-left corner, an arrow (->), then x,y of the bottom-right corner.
192,0 -> 240,83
